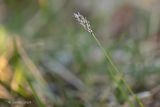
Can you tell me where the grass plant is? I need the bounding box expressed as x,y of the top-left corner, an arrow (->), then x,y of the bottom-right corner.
74,12 -> 144,107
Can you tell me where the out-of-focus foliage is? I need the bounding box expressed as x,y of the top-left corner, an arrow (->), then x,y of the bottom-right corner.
0,0 -> 160,107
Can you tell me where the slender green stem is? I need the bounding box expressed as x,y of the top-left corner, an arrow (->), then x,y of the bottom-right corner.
90,32 -> 144,107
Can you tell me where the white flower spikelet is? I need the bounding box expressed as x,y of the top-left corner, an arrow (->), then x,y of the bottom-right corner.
74,12 -> 93,33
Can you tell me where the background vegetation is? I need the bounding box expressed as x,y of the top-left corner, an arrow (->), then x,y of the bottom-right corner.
0,0 -> 159,107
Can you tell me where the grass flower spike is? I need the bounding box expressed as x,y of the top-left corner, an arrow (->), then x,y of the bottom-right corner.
74,12 -> 93,33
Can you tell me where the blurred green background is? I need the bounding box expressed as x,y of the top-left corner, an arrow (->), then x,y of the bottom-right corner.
0,0 -> 160,107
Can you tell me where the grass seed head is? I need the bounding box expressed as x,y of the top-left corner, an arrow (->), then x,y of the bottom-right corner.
74,12 -> 93,33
